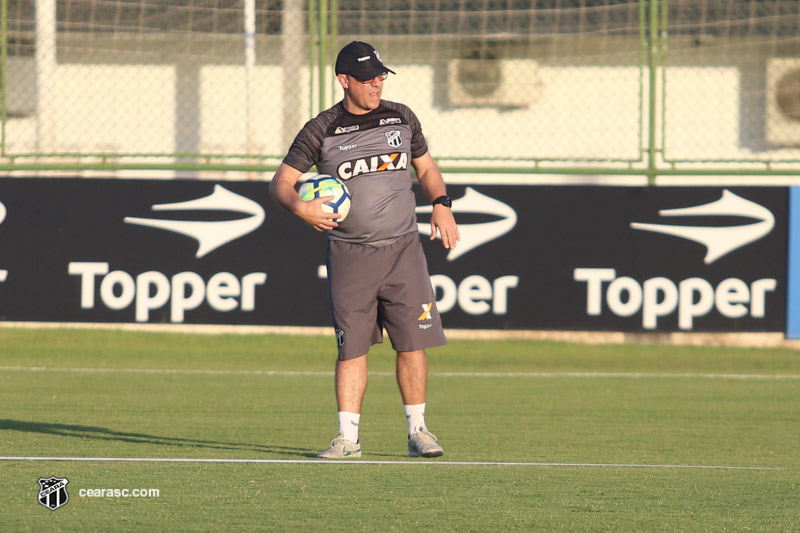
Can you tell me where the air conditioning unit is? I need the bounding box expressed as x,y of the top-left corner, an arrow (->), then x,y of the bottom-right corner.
447,59 -> 539,108
765,58 -> 800,146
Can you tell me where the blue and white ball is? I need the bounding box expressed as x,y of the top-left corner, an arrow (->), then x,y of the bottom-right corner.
298,175 -> 351,222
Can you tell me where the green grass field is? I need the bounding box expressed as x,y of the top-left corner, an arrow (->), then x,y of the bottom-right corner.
1,327 -> 799,531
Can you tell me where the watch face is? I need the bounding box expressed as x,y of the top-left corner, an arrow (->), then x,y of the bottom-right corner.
434,195 -> 452,207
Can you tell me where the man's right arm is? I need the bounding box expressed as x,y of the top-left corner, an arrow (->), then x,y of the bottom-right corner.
269,162 -> 341,232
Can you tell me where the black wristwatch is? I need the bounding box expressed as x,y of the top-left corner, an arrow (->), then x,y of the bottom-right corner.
432,195 -> 452,208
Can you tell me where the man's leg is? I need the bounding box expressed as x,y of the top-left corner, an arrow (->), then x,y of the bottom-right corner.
336,355 -> 368,412
318,355 -> 368,459
321,238 -> 381,458
398,349 -> 443,458
396,349 -> 427,406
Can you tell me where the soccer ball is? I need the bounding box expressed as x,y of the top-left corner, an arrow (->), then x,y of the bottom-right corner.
298,175 -> 351,222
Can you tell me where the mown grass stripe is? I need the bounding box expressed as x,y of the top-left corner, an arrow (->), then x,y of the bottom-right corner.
1,366 -> 798,380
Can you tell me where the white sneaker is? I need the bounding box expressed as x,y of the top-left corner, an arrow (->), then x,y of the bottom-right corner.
317,432 -> 362,459
408,426 -> 444,458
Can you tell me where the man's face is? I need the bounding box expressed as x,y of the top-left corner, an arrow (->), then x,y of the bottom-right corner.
339,73 -> 385,114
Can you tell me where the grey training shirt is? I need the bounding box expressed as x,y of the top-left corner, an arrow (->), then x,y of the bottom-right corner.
282,100 -> 429,245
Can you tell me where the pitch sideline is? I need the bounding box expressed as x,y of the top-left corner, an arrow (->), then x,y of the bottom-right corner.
0,456 -> 781,470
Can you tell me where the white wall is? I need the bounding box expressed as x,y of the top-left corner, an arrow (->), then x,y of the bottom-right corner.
4,53 -> 800,169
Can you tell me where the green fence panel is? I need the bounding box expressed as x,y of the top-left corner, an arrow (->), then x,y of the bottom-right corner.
0,1 -> 798,176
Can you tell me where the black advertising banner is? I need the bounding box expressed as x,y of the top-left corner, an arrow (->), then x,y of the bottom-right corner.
0,179 -> 788,332
0,178 -> 330,325
419,185 -> 787,332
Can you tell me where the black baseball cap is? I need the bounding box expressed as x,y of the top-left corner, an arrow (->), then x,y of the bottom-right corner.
335,41 -> 396,81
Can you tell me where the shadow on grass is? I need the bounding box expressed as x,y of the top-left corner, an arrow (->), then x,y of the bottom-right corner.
0,419 -> 321,458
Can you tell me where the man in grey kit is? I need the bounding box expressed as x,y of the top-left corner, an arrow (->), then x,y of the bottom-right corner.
270,41 -> 459,458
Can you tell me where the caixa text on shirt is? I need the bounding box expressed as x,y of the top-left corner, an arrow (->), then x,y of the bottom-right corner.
337,152 -> 408,179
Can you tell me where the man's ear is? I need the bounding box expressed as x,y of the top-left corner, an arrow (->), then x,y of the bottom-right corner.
337,74 -> 349,89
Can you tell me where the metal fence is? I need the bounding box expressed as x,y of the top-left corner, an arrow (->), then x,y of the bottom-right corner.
1,1 -> 800,178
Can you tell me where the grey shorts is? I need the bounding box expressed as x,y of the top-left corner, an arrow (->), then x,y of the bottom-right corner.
326,231 -> 447,360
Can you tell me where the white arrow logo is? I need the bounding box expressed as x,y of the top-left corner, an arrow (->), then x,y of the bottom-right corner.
416,187 -> 517,261
124,185 -> 265,258
630,189 -> 774,264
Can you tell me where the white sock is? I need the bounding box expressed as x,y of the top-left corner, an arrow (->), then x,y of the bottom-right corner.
338,411 -> 360,443
404,403 -> 426,435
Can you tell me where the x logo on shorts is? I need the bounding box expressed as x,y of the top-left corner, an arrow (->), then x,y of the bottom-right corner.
418,303 -> 432,320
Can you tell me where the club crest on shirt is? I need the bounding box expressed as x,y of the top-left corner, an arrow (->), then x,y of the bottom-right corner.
385,130 -> 403,148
